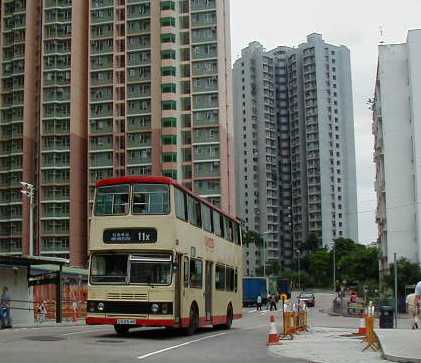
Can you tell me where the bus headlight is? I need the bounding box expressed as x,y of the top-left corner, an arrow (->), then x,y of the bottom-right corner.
151,304 -> 159,314
97,302 -> 104,312
161,303 -> 168,314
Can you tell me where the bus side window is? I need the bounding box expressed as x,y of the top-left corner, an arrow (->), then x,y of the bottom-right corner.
190,258 -> 203,289
223,217 -> 233,242
215,264 -> 225,290
233,223 -> 241,245
212,209 -> 222,237
234,269 -> 238,292
187,195 -> 201,228
183,256 -> 189,288
201,203 -> 212,233
175,188 -> 187,221
226,267 -> 234,291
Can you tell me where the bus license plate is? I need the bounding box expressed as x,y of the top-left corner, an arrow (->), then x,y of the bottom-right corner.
117,319 -> 136,325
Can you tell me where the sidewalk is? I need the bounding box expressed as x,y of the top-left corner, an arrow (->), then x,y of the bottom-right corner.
5,319 -> 86,330
375,329 -> 421,363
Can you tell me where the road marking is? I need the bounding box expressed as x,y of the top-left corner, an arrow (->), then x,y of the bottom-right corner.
62,328 -> 111,336
137,332 -> 227,360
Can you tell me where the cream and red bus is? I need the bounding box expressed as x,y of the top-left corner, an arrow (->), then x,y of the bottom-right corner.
86,176 -> 242,335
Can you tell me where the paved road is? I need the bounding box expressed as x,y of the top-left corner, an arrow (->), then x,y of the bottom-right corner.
0,292 -> 357,362
0,309 -> 307,363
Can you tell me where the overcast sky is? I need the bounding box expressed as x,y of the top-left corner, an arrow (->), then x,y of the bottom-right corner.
229,0 -> 421,244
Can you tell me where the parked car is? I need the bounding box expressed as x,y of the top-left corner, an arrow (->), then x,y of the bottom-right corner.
297,292 -> 316,307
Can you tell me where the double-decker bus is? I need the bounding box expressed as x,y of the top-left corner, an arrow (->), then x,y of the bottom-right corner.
86,176 -> 242,335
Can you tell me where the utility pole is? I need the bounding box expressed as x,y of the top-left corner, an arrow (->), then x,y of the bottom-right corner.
394,253 -> 398,328
20,182 -> 34,257
296,249 -> 301,291
333,243 -> 336,292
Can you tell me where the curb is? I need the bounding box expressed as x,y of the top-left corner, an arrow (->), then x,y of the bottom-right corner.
8,321 -> 86,330
375,331 -> 421,363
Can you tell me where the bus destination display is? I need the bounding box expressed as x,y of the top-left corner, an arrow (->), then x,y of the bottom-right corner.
103,228 -> 157,243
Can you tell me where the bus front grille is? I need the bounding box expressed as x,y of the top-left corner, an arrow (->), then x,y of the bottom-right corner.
107,293 -> 148,301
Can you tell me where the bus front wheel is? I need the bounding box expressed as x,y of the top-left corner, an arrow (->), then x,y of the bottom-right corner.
184,305 -> 199,336
223,305 -> 233,330
114,324 -> 130,336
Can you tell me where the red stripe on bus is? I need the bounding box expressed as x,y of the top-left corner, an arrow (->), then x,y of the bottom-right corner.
86,316 -> 176,327
87,313 -> 242,328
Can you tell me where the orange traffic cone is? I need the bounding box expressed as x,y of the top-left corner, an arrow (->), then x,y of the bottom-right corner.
267,315 -> 281,345
358,315 -> 367,335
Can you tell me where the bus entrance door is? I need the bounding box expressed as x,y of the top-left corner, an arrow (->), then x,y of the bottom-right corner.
174,254 -> 182,325
205,261 -> 213,321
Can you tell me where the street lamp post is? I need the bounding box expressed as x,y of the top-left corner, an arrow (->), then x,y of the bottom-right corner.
296,249 -> 301,291
262,231 -> 271,278
20,181 -> 34,257
331,240 -> 336,292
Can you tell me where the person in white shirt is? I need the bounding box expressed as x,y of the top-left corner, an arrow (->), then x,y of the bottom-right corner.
256,295 -> 262,311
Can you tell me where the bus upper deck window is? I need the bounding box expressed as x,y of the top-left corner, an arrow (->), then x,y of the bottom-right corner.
132,184 -> 170,215
94,184 -> 130,216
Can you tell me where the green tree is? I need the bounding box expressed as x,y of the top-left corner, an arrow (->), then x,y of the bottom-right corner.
267,261 -> 281,276
308,249 -> 331,287
338,246 -> 378,286
303,232 -> 321,253
383,258 -> 421,296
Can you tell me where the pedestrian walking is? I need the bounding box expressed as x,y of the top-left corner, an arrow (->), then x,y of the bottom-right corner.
270,294 -> 277,311
0,286 -> 12,329
256,295 -> 262,311
415,281 -> 421,328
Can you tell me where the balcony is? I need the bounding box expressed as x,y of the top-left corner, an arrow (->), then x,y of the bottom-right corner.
192,60 -> 218,76
127,20 -> 150,36
194,180 -> 220,195
127,68 -> 151,83
191,0 -> 216,11
127,3 -> 151,19
128,51 -> 151,67
127,132 -> 151,148
90,119 -> 113,134
191,12 -> 217,28
90,152 -> 113,168
90,0 -> 114,9
127,35 -> 151,51
90,9 -> 114,24
194,162 -> 220,177
192,77 -> 218,93
127,149 -> 152,165
193,145 -> 219,161
193,128 -> 219,143
193,110 -> 219,126
192,44 -> 217,60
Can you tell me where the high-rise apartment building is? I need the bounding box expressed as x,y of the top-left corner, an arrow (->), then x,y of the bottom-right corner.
0,0 -> 42,256
234,34 -> 358,269
0,0 -> 235,267
0,0 -> 89,265
373,30 -> 421,273
233,42 -> 293,267
88,0 -> 235,214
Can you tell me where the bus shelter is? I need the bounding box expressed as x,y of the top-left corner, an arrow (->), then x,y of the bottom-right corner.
0,255 -> 68,326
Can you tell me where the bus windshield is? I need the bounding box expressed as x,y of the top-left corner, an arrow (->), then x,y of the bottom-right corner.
132,184 -> 170,215
90,253 -> 172,285
129,254 -> 172,285
94,184 -> 130,216
90,254 -> 128,283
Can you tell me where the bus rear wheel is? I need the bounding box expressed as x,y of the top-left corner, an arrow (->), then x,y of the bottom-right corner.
114,324 -> 130,336
184,305 -> 199,336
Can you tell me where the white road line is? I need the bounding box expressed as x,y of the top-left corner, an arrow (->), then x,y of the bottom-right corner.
62,328 -> 111,336
137,332 -> 228,360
